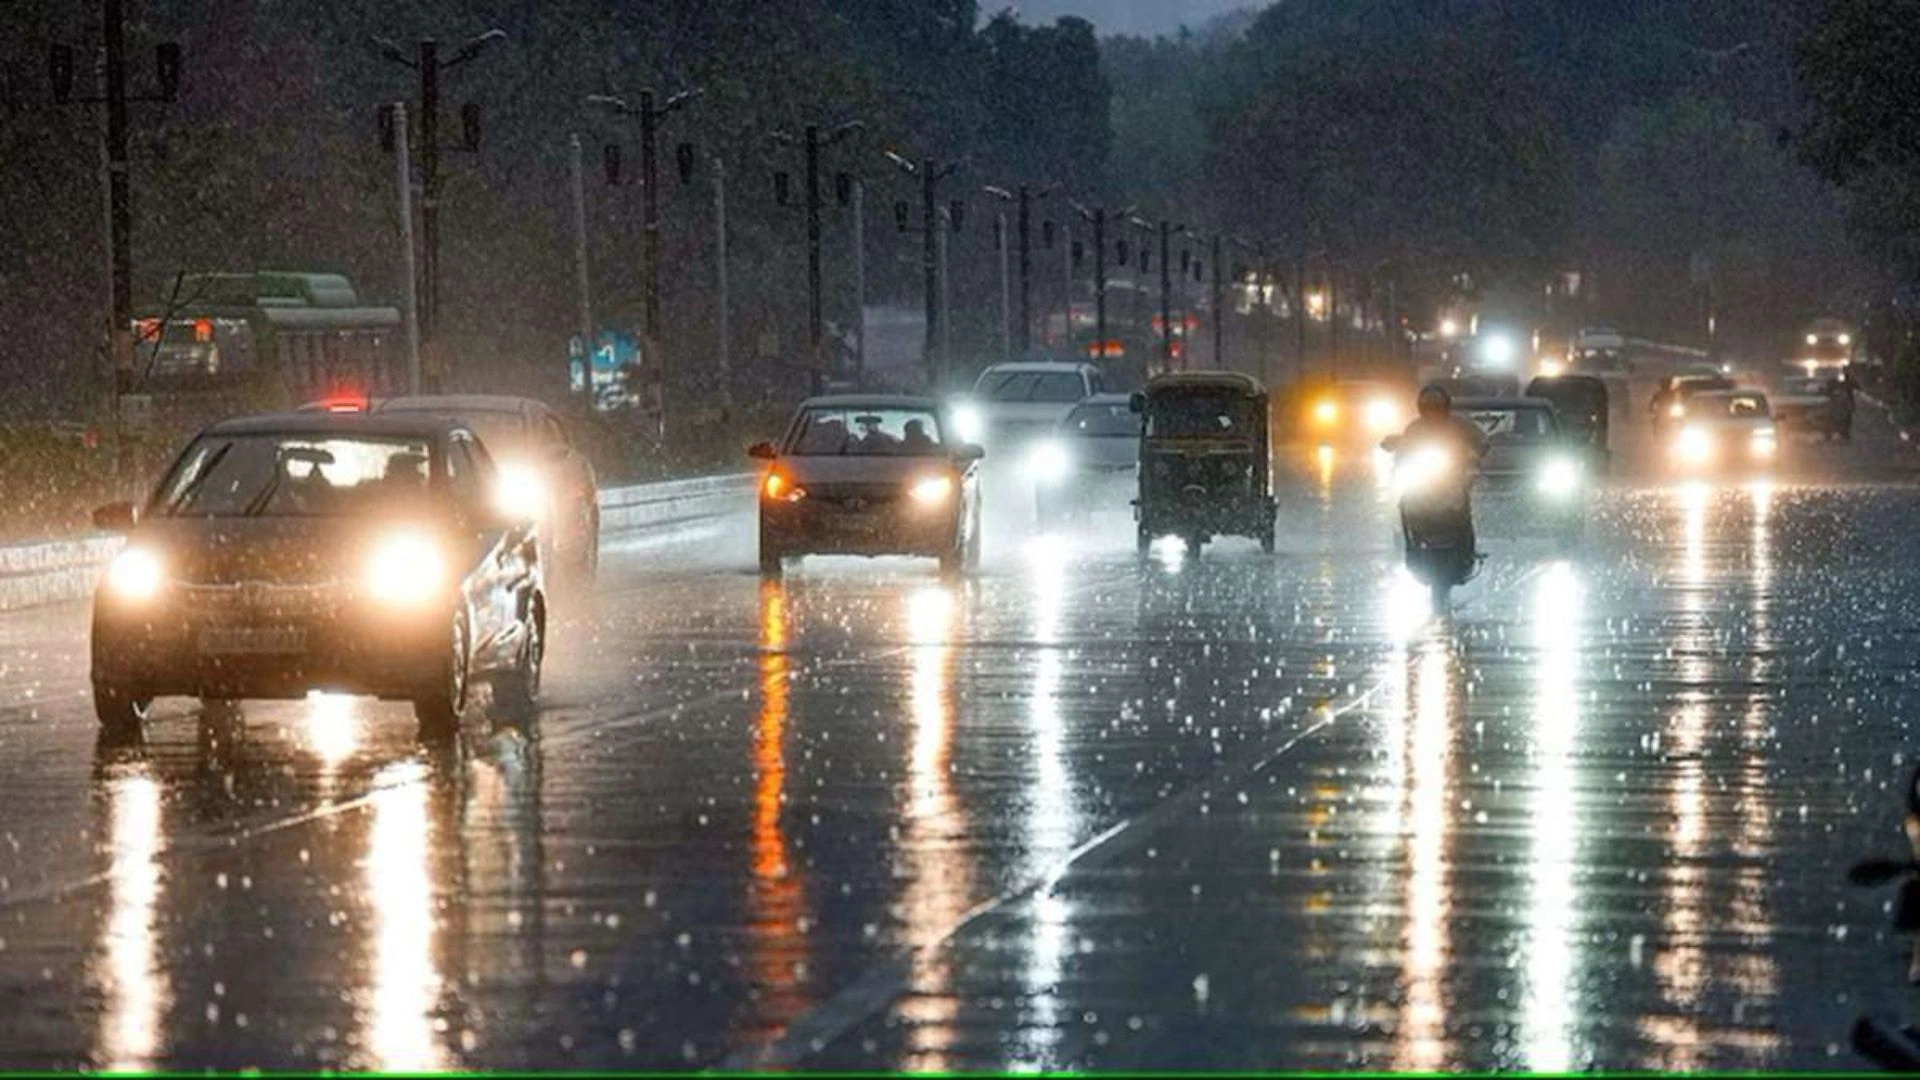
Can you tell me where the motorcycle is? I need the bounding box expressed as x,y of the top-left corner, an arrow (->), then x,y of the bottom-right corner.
1382,434 -> 1482,610
1848,764 -> 1920,1070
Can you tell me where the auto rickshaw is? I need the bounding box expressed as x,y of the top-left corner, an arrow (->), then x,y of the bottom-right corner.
1129,372 -> 1277,556
1525,373 -> 1611,473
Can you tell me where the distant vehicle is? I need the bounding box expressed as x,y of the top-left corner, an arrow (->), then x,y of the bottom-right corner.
1666,389 -> 1777,473
373,396 -> 600,582
130,271 -> 405,449
1453,396 -> 1587,540
1651,374 -> 1737,436
1772,375 -> 1839,439
1430,373 -> 1522,400
1798,316 -> 1856,376
1573,326 -> 1627,355
88,411 -> 546,738
1300,378 -> 1407,447
1031,393 -> 1139,526
750,395 -> 983,577
948,362 -> 1106,462
1524,374 -> 1611,469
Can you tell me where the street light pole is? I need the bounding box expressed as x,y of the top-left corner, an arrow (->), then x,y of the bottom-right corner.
1070,202 -> 1133,365
995,212 -> 1011,362
851,176 -> 866,385
396,106 -> 422,395
713,156 -> 732,412
568,132 -> 592,402
886,153 -> 960,389
1211,234 -> 1225,372
590,87 -> 701,382
773,121 -> 862,392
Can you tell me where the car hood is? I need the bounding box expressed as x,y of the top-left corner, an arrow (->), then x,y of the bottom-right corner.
982,401 -> 1079,428
1067,435 -> 1137,470
129,515 -> 437,585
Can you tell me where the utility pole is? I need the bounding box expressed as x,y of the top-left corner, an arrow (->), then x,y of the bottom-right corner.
568,132 -> 592,403
851,177 -> 866,385
373,29 -> 504,390
714,156 -> 732,412
1061,222 -> 1075,357
772,121 -> 862,394
1327,270 -> 1339,377
1296,256 -> 1309,380
1070,201 -> 1135,367
887,153 -> 961,389
985,183 -> 1058,359
994,213 -> 1011,362
396,106 -> 423,394
1140,219 -> 1189,375
1211,235 -> 1225,372
588,88 -> 701,348
47,3 -> 180,484
1688,41 -> 1755,366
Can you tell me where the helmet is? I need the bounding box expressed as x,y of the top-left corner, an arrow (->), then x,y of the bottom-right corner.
1416,384 -> 1451,420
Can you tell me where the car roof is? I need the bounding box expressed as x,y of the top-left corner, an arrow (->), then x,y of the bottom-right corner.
201,411 -> 461,439
1456,396 -> 1555,411
978,361 -> 1098,375
1691,389 -> 1768,401
376,394 -> 545,417
797,394 -> 942,411
1144,371 -> 1266,393
1071,392 -> 1134,406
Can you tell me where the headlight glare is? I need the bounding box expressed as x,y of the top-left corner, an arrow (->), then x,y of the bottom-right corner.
910,474 -> 955,505
950,403 -> 985,445
1537,455 -> 1581,498
1393,445 -> 1454,496
1673,426 -> 1714,465
106,547 -> 164,602
1312,399 -> 1338,426
365,532 -> 446,607
1028,439 -> 1071,485
494,461 -> 546,522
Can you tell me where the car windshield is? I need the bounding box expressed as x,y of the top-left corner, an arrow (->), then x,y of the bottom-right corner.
1063,401 -> 1139,437
788,408 -> 946,455
1698,394 -> 1771,419
153,433 -> 436,517
976,370 -> 1088,403
1466,408 -> 1556,439
1146,392 -> 1259,437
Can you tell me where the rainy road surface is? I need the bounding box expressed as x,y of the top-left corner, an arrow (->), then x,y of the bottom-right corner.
4,403 -> 1920,1070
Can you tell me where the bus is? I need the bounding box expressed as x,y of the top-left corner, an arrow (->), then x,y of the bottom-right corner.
128,270 -> 405,449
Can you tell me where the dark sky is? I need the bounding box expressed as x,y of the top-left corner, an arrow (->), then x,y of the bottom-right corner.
1006,0 -> 1253,37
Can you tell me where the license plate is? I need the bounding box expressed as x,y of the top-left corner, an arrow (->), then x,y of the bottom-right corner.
197,627 -> 306,655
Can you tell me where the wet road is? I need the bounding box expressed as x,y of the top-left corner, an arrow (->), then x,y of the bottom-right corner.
3,398 -> 1919,1070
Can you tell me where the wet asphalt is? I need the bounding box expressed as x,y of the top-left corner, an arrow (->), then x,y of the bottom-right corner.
2,387 -> 1919,1070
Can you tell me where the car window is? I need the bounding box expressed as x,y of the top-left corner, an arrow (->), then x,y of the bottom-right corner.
1466,408 -> 1555,439
538,414 -> 570,452
1699,394 -> 1770,418
385,406 -> 526,455
976,371 -> 1090,403
446,436 -> 487,507
1064,401 -> 1139,437
787,408 -> 946,456
154,434 -> 435,517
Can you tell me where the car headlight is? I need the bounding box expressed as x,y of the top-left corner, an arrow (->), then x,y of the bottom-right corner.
1667,402 -> 1685,419
950,403 -> 985,445
365,531 -> 446,607
1312,399 -> 1338,426
1393,445 -> 1454,496
1537,358 -> 1565,378
1673,426 -> 1714,465
1536,455 -> 1581,498
763,471 -> 805,503
1028,439 -> 1072,485
1481,333 -> 1516,368
1364,398 -> 1397,432
105,546 -> 165,603
1751,428 -> 1777,458
909,474 -> 955,505
494,461 -> 546,522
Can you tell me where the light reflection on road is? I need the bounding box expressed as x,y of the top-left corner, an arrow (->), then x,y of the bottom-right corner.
1520,561 -> 1584,1071
1393,635 -> 1456,1071
95,763 -> 168,1072
750,579 -> 812,1031
363,760 -> 446,1071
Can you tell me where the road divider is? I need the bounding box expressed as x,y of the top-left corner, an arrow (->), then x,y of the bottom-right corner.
0,473 -> 755,614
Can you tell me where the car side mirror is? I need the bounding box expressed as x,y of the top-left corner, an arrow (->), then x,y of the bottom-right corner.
747,440 -> 777,461
1128,392 -> 1145,415
954,443 -> 985,462
1379,435 -> 1402,454
92,501 -> 137,532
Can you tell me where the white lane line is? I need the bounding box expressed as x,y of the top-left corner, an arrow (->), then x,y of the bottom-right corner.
721,560 -> 1549,1070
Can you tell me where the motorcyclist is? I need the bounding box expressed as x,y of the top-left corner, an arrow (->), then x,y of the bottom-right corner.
1395,384 -> 1490,555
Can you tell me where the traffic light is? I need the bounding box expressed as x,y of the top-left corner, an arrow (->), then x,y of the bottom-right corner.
155,42 -> 182,101
48,44 -> 73,104
677,142 -> 696,184
460,103 -> 482,151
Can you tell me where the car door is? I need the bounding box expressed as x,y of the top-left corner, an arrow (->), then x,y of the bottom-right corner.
447,433 -> 534,670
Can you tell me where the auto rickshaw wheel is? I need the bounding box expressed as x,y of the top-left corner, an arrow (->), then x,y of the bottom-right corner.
1184,534 -> 1202,559
1259,524 -> 1276,554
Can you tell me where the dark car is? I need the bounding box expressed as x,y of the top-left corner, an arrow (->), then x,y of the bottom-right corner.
89,412 -> 546,738
1032,392 -> 1140,525
1455,396 -> 1587,538
750,395 -> 984,576
1525,374 -> 1611,470
304,394 -> 600,582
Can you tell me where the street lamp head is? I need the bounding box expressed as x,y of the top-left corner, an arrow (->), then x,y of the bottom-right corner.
445,28 -> 506,67
884,150 -> 917,175
983,185 -> 1013,201
662,87 -> 704,113
369,35 -> 415,68
587,93 -> 632,114
825,120 -> 865,145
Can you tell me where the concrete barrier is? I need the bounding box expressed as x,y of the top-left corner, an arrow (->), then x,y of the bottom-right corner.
0,473 -> 754,614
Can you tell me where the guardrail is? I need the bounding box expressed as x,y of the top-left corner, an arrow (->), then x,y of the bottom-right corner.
0,472 -> 755,615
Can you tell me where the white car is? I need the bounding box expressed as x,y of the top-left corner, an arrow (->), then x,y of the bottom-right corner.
1667,390 -> 1778,474
949,362 -> 1106,467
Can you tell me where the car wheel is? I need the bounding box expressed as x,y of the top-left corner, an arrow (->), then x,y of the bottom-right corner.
1259,524 -> 1277,555
496,597 -> 545,717
414,612 -> 470,740
1136,524 -> 1153,555
94,683 -> 150,737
